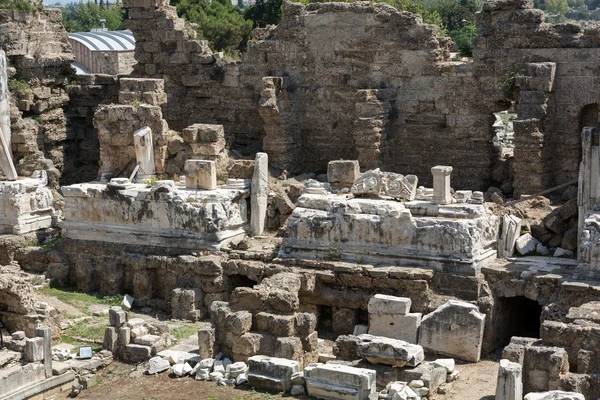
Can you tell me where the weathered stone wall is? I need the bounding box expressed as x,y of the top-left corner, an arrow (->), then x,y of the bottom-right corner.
0,9 -> 75,186
125,0 -> 500,189
123,0 -> 263,147
247,2 -> 499,188
474,0 -> 600,195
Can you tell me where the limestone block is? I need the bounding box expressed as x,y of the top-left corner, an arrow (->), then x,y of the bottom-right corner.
328,160 -> 360,189
133,126 -> 155,177
397,363 -> 446,392
251,152 -> 268,236
498,215 -> 523,258
524,391 -> 584,400
124,344 -> 152,362
109,306 -> 127,327
368,294 -> 411,315
134,334 -> 160,346
225,310 -> 253,336
103,327 -> 118,354
184,160 -> 216,190
496,359 -> 523,400
24,337 -> 44,362
332,335 -> 360,360
368,312 -> 421,343
357,334 -> 424,367
304,363 -> 377,400
148,356 -> 170,374
198,326 -> 215,359
515,233 -> 540,256
256,312 -> 296,337
247,355 -> 300,392
122,294 -> 134,311
418,300 -> 485,362
431,166 -> 452,205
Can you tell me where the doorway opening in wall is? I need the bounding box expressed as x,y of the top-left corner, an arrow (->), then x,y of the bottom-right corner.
227,275 -> 258,293
496,296 -> 542,348
491,102 -> 516,198
317,305 -> 333,333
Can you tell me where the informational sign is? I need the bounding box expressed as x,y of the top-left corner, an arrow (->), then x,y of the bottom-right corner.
79,346 -> 93,360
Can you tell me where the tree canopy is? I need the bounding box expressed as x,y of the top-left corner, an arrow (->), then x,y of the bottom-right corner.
173,0 -> 253,53
61,1 -> 126,33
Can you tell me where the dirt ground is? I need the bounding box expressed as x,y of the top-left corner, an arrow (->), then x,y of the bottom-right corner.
52,357 -> 499,400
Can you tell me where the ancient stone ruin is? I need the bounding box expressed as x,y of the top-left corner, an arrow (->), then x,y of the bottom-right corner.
1,0 -> 600,399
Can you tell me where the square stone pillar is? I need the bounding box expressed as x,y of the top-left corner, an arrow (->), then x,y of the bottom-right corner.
133,126 -> 155,178
495,359 -> 522,400
0,50 -> 17,181
35,326 -> 52,378
431,166 -> 453,205
251,152 -> 268,236
327,160 -> 360,189
184,160 -> 216,190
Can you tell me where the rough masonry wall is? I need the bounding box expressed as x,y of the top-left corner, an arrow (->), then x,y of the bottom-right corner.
123,0 -> 264,147
0,9 -> 77,186
475,0 -> 600,195
126,0 -> 500,189
247,2 -> 498,188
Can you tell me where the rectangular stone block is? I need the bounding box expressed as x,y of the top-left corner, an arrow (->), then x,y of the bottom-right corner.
198,326 -> 215,359
327,160 -> 360,189
304,363 -> 376,400
247,355 -> 300,392
368,294 -> 411,315
109,306 -> 127,327
418,300 -> 485,362
185,160 -> 216,190
256,312 -> 296,337
397,363 -> 446,392
368,312 -> 421,343
124,344 -> 152,362
496,359 -> 523,400
357,334 -> 424,367
24,337 -> 44,362
103,327 -> 118,354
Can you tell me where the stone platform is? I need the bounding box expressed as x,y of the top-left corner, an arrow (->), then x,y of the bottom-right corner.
60,180 -> 248,250
0,172 -> 54,234
279,194 -> 499,275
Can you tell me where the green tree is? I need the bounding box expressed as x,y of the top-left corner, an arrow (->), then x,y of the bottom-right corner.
174,0 -> 253,52
244,0 -> 282,28
450,23 -> 477,57
61,2 -> 126,32
430,0 -> 481,32
546,0 -> 568,19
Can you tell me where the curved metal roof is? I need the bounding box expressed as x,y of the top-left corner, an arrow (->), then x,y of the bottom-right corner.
68,30 -> 135,52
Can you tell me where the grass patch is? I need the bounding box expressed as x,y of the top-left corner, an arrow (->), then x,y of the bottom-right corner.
170,324 -> 198,341
8,77 -> 32,96
38,286 -> 121,314
61,336 -> 103,353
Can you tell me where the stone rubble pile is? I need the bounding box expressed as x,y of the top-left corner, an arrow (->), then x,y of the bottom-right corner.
209,272 -> 318,367
102,304 -> 172,363
146,352 -> 250,387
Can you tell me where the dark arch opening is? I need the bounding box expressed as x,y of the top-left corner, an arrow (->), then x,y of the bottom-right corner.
496,296 -> 542,349
227,274 -> 258,293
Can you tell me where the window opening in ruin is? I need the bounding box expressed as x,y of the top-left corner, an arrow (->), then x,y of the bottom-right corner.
358,309 -> 369,326
497,296 -> 542,347
579,104 -> 600,163
492,104 -> 516,197
227,274 -> 258,294
317,305 -> 333,333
